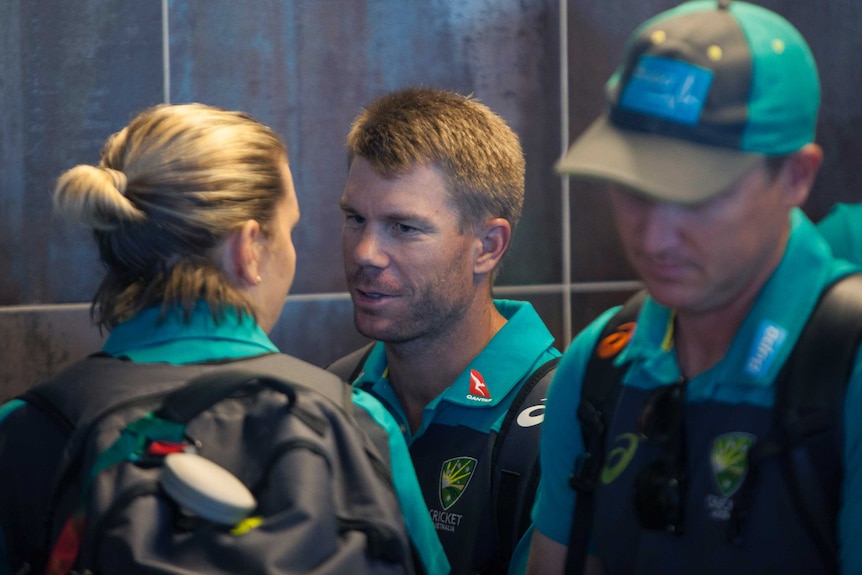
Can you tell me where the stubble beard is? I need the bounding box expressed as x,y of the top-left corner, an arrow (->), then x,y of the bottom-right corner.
349,267 -> 472,352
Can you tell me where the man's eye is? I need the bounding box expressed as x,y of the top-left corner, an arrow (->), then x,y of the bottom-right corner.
396,223 -> 417,233
345,214 -> 365,225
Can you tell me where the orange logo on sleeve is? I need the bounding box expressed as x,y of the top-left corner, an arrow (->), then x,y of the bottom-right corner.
597,322 -> 636,359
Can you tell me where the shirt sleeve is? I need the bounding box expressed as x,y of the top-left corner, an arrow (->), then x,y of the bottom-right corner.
0,400 -> 26,575
839,345 -> 862,572
531,308 -> 620,544
351,389 -> 450,575
0,400 -> 67,573
817,203 -> 862,265
506,524 -> 533,574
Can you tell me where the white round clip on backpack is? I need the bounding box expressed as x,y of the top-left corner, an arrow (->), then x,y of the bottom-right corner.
159,452 -> 257,526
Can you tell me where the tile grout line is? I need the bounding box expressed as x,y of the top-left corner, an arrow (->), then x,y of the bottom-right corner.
162,0 -> 170,104
559,0 -> 573,347
0,281 -> 643,313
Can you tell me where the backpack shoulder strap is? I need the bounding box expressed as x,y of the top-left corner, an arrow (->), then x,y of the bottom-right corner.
240,354 -> 395,471
780,273 -> 862,419
327,343 -> 376,383
324,344 -> 394,469
566,290 -> 646,575
490,356 -> 560,564
22,353 -> 351,439
17,388 -> 76,436
775,273 -> 862,567
14,354 -> 130,438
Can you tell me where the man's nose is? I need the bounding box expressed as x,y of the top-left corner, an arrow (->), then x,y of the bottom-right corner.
352,227 -> 389,268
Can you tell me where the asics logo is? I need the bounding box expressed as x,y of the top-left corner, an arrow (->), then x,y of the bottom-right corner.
517,399 -> 546,427
597,321 -> 636,359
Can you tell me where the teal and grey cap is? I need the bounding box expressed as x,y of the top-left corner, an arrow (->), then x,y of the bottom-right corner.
556,0 -> 820,203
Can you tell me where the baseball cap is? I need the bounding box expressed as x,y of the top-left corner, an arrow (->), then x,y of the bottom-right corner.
556,0 -> 820,203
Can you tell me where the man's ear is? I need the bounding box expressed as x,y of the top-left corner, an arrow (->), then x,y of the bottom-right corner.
781,143 -> 823,208
474,217 -> 511,275
221,219 -> 264,287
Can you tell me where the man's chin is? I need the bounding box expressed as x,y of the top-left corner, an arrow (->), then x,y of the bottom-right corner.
355,317 -> 420,346
354,315 -> 393,341
647,287 -> 722,316
643,282 -> 698,311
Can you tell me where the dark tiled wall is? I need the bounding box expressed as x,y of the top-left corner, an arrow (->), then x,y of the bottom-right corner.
2,0 -> 861,401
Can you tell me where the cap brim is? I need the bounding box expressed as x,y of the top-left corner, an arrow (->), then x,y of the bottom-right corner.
556,116 -> 764,204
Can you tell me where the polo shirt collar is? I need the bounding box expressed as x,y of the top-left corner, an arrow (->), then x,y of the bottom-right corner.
102,301 -> 278,364
356,299 -> 555,409
621,209 -> 849,389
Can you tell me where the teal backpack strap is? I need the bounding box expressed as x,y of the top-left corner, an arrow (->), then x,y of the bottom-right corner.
490,356 -> 560,568
566,290 -> 646,575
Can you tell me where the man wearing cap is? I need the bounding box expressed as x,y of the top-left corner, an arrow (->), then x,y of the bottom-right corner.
527,1 -> 862,574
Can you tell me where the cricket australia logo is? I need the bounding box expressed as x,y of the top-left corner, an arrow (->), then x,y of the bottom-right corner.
705,432 -> 755,521
440,457 -> 477,510
710,432 -> 755,496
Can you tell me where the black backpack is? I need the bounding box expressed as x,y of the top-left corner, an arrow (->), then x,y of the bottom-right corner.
566,274 -> 862,575
14,353 -> 419,575
327,345 -> 559,571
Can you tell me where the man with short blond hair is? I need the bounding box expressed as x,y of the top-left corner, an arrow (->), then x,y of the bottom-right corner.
331,87 -> 560,575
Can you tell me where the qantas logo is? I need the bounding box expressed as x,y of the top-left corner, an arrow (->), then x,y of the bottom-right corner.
469,370 -> 490,397
467,369 -> 492,402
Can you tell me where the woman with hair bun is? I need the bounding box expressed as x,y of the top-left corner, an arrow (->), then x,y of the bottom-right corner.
53,103 -> 298,335
0,103 -> 447,575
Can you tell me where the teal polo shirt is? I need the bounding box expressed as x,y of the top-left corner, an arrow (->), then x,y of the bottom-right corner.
818,202 -> 862,265
354,299 -> 559,575
355,299 -> 560,443
533,209 -> 862,572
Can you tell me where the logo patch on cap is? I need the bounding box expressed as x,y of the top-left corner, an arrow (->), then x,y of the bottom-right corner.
620,55 -> 714,125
